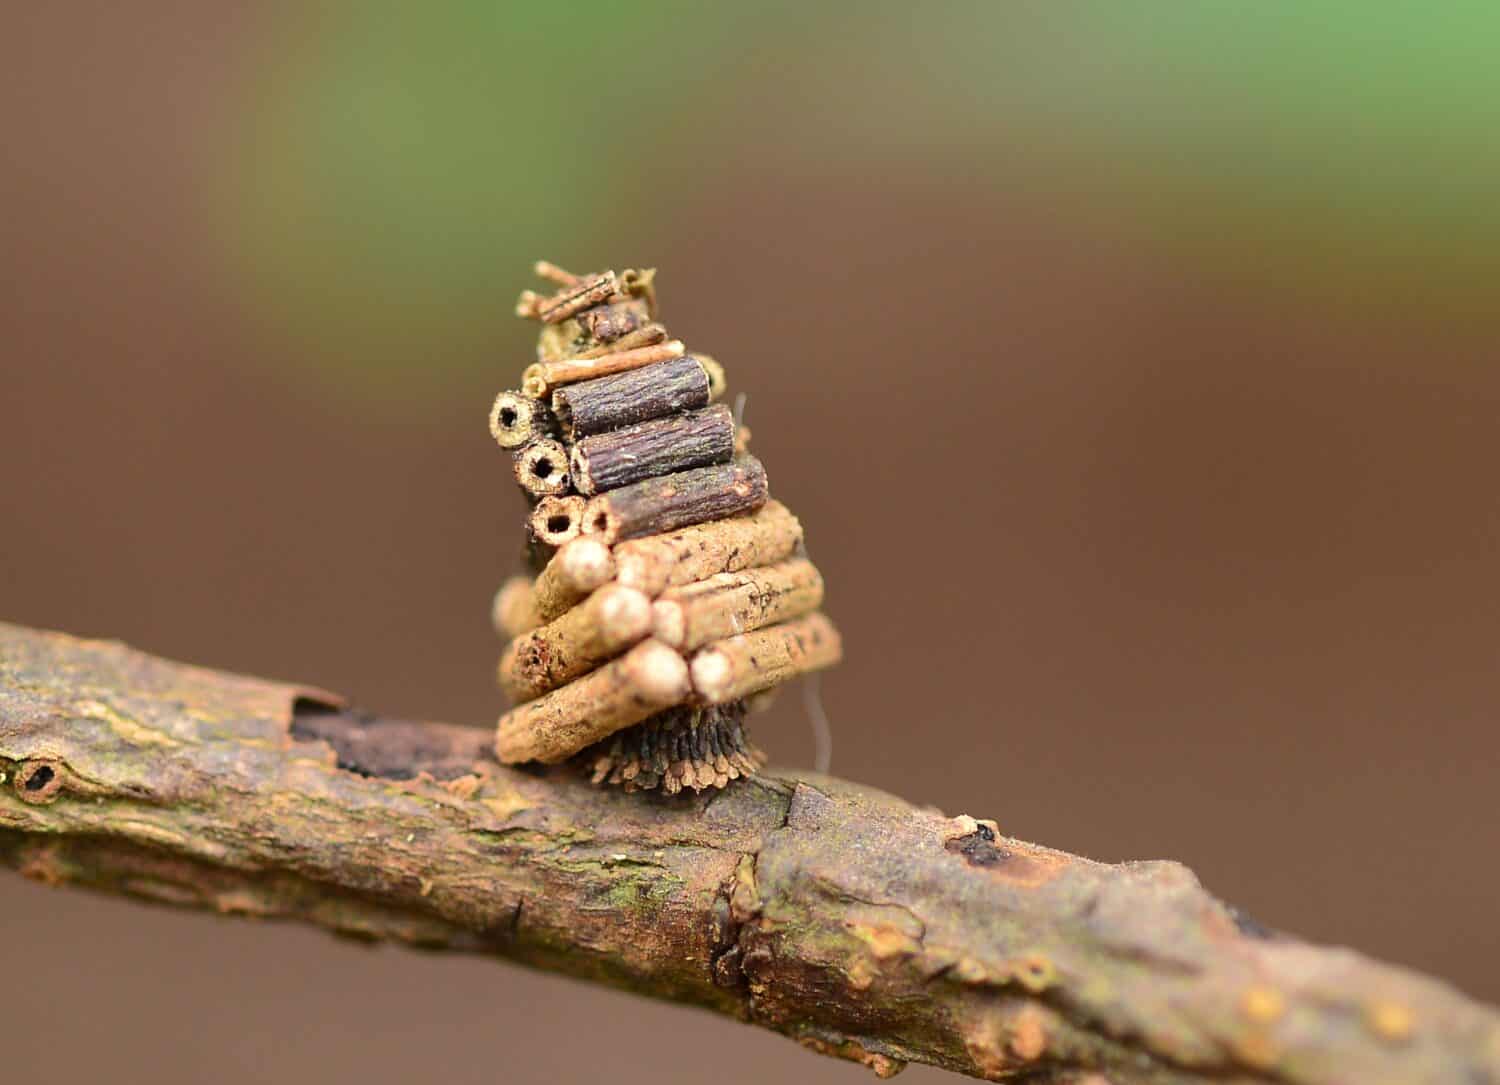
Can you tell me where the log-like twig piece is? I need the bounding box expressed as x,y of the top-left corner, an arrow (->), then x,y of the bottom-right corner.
527,495 -> 586,549
551,355 -> 711,440
495,638 -> 690,763
489,391 -> 555,450
574,320 -> 668,359
537,270 -> 618,324
613,499 -> 803,597
2,621 -> 1496,1085
583,456 -> 768,545
512,438 -> 571,497
652,558 -> 824,651
498,584 -> 653,702
689,612 -> 842,703
532,536 -> 617,622
522,340 -> 685,399
571,405 -> 736,497
491,575 -> 541,639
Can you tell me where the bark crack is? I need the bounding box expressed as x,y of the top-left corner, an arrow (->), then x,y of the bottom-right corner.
1,621 -> 1496,1085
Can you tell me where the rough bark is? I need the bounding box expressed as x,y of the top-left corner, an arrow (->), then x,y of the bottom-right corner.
0,620 -> 1496,1085
651,558 -> 825,652
512,437 -> 573,497
584,456 -> 769,545
571,404 -> 737,496
553,355 -> 712,439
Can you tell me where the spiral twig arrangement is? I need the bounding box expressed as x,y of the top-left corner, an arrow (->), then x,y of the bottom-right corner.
490,262 -> 841,793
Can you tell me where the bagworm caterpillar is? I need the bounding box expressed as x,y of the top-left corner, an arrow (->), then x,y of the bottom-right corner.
489,261 -> 842,793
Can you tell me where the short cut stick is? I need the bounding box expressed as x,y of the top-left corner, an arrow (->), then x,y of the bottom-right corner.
570,405 -> 736,496
522,340 -> 684,399
613,499 -> 802,597
532,537 -> 617,622
498,584 -> 654,702
491,576 -> 541,640
551,355 -> 711,440
512,438 -> 571,497
527,495 -> 586,549
489,392 -> 554,450
689,612 -> 842,704
537,271 -> 618,324
573,320 -> 668,358
495,639 -> 691,764
582,456 -> 768,546
651,558 -> 824,652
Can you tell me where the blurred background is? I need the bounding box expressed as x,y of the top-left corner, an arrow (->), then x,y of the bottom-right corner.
3,3 -> 1498,1082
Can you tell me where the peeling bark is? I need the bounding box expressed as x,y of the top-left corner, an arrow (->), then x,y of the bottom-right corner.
0,621 -> 1495,1084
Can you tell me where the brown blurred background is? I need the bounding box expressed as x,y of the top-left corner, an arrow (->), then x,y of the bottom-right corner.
3,4 -> 1497,1083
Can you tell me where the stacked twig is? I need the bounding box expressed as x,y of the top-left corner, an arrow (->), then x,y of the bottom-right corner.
488,262 -> 841,793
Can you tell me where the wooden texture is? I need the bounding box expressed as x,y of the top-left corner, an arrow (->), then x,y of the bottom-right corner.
574,321 -> 667,358
498,584 -> 653,702
571,404 -> 737,496
689,612 -> 843,703
552,355 -> 711,439
538,271 -> 617,323
652,558 -> 825,651
532,537 -> 616,622
527,495 -> 586,549
1,621 -> 1495,1083
495,638 -> 690,763
583,455 -> 769,545
488,392 -> 555,450
522,340 -> 685,399
613,499 -> 803,597
512,438 -> 572,497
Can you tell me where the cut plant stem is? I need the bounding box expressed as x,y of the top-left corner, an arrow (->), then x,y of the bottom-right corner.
574,320 -> 667,358
522,340 -> 684,399
495,639 -> 690,764
570,404 -> 736,496
532,537 -> 617,621
612,499 -> 802,597
513,438 -> 571,496
489,391 -> 554,450
582,455 -> 768,545
537,271 -> 618,324
551,355 -> 711,440
528,495 -> 586,548
651,558 -> 824,652
689,612 -> 842,704
498,583 -> 653,702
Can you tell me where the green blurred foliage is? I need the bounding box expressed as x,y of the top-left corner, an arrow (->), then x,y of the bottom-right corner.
216,3 -> 1500,396
875,4 -> 1500,240
218,2 -> 768,395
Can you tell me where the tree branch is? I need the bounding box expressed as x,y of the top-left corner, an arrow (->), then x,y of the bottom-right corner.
1,620 -> 1494,1083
